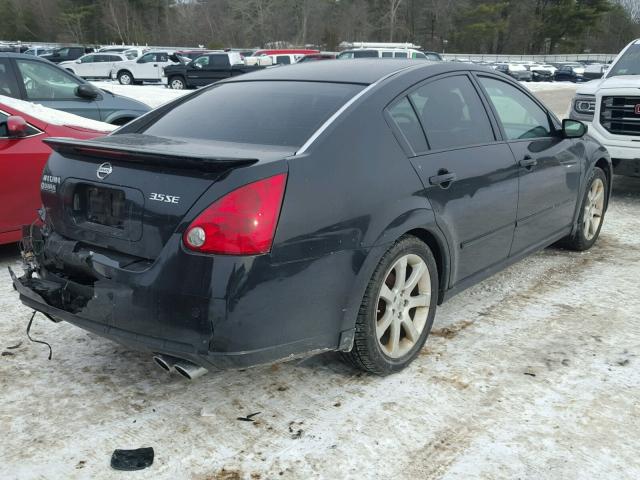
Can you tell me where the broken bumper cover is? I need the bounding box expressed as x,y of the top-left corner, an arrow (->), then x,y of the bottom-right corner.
9,266 -> 214,369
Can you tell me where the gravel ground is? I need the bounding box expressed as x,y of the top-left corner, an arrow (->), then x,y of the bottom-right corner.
2,88 -> 638,480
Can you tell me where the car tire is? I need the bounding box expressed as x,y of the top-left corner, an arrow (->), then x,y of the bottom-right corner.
343,235 -> 438,375
117,71 -> 133,85
560,167 -> 608,251
169,76 -> 186,90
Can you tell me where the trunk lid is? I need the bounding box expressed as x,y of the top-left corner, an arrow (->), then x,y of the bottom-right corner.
41,133 -> 294,259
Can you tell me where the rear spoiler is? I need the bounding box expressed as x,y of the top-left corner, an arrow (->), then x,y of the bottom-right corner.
43,137 -> 258,173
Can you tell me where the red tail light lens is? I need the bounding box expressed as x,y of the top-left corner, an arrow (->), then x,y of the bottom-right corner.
183,173 -> 287,255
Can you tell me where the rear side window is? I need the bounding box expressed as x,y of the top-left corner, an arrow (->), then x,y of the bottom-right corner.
479,77 -> 552,140
382,52 -> 393,58
0,59 -> 19,98
210,55 -> 230,68
275,56 -> 291,65
409,75 -> 494,150
143,81 -> 364,148
394,52 -> 408,59
387,97 -> 427,154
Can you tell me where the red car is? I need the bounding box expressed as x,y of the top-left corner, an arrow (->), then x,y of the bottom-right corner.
0,98 -> 111,244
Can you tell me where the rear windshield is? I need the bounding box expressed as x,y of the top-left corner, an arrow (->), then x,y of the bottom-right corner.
143,81 -> 364,147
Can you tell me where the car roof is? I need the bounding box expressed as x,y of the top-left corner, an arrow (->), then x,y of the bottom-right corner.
225,59 -> 447,85
0,52 -> 53,61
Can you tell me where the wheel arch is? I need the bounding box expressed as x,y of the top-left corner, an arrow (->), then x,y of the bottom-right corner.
595,157 -> 612,208
338,214 -> 451,350
103,110 -> 140,125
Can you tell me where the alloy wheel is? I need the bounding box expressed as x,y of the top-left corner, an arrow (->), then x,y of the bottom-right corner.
119,74 -> 131,85
376,254 -> 431,358
583,177 -> 605,241
170,79 -> 185,90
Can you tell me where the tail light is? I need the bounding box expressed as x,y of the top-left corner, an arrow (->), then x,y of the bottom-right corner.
183,173 -> 287,255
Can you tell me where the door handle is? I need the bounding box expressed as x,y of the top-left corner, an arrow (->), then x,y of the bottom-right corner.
429,170 -> 457,187
153,64 -> 158,67
519,155 -> 537,169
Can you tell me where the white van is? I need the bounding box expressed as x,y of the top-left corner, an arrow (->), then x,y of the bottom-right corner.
337,48 -> 428,60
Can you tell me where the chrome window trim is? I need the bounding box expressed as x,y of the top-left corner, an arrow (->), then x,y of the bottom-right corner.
295,65 -> 417,155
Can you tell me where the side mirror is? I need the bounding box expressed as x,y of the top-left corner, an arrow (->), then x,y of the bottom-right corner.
562,119 -> 587,138
7,116 -> 28,138
75,59 -> 81,64
75,84 -> 99,99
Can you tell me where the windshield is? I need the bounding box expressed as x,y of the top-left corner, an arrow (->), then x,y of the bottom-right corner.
608,44 -> 640,77
143,81 -> 364,148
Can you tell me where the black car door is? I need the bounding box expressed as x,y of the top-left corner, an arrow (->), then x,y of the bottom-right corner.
202,54 -> 232,84
475,75 -> 581,255
185,55 -> 209,87
388,73 -> 519,286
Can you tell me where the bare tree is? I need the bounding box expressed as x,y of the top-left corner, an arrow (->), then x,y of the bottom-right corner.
388,0 -> 403,41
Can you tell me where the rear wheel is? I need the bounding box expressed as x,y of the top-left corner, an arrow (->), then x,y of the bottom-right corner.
169,76 -> 186,90
561,167 -> 607,251
343,236 -> 438,375
117,70 -> 133,85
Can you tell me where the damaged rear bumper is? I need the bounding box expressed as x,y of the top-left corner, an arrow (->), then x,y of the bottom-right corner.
9,266 -> 214,369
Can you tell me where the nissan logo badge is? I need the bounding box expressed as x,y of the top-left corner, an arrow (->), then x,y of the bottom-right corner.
97,162 -> 113,180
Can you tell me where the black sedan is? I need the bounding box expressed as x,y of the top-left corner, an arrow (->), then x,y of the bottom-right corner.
554,64 -> 586,82
12,60 -> 611,379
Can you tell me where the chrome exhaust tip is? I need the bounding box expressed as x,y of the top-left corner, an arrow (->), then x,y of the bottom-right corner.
153,353 -> 177,373
173,360 -> 208,380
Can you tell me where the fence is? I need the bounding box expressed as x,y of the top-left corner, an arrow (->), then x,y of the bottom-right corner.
442,53 -> 617,63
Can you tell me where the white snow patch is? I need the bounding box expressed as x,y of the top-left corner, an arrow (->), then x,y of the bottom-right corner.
91,81 -> 189,108
0,95 -> 115,132
521,81 -> 579,92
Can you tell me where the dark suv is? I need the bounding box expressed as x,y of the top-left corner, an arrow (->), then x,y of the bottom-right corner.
0,53 -> 150,125
40,46 -> 93,64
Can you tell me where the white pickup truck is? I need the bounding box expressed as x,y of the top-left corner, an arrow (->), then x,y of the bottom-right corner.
569,39 -> 640,177
110,50 -> 180,85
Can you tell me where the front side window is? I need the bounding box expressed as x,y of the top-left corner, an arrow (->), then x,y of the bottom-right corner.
409,75 -> 495,150
337,51 -> 354,59
387,97 -> 428,154
0,59 -> 19,98
479,76 -> 552,140
0,111 -> 39,138
143,81 -> 363,148
0,112 -> 7,137
139,53 -> 155,63
16,60 -> 81,100
192,56 -> 209,68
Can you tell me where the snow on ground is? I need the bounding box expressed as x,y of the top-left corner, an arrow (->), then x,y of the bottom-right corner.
521,81 -> 580,92
0,95 -> 115,132
91,81 -> 189,109
1,177 -> 638,479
